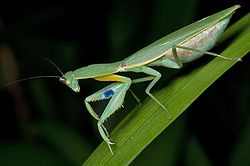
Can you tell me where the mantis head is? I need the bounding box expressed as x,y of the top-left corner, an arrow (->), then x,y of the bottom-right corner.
60,71 -> 80,92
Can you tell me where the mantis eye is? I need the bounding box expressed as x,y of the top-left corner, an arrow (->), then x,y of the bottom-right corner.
59,77 -> 67,84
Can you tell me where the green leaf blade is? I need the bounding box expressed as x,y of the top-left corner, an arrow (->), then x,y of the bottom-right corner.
83,20 -> 250,166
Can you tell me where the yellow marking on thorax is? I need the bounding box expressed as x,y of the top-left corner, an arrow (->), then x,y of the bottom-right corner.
94,74 -> 126,82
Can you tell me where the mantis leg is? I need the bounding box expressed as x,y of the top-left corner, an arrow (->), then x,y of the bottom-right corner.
174,45 -> 242,61
85,82 -> 123,121
147,46 -> 183,69
93,76 -> 132,154
129,89 -> 142,106
129,76 -> 156,106
128,66 -> 172,119
132,76 -> 154,84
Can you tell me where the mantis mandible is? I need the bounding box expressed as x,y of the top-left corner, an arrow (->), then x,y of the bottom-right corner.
58,5 -> 241,154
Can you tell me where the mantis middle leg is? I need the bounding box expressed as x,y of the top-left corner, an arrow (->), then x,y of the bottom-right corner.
128,66 -> 172,119
126,47 -> 186,118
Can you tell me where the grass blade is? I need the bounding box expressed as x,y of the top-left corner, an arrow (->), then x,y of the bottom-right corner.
83,22 -> 250,165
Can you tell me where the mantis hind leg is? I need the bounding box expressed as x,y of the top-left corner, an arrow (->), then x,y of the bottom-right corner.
148,46 -> 183,69
174,45 -> 242,61
149,44 -> 241,70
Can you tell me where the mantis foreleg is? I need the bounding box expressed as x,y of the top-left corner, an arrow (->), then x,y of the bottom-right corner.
85,75 -> 132,154
85,83 -> 124,120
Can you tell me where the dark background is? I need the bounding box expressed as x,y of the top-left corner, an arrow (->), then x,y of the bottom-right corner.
0,0 -> 249,165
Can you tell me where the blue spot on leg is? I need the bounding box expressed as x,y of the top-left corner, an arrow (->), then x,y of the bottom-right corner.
102,88 -> 115,99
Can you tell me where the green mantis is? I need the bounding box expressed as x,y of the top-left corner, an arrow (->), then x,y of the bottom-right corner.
58,5 -> 241,154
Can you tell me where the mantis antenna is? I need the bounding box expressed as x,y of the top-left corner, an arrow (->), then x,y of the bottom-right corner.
42,57 -> 65,76
0,76 -> 61,88
0,58 -> 64,88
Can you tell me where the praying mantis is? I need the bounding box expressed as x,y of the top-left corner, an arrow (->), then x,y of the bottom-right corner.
9,5 -> 240,155
59,5 -> 242,154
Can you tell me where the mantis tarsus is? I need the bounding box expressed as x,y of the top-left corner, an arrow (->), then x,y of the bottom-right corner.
3,5 -> 242,155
